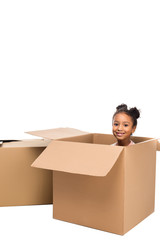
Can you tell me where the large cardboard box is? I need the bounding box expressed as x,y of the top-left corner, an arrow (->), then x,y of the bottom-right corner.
0,139 -> 52,206
30,128 -> 160,235
0,128 -> 87,207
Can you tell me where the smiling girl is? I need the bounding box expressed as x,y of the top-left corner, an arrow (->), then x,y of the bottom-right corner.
112,104 -> 140,146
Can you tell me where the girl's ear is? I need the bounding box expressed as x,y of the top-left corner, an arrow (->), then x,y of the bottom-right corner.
132,126 -> 136,134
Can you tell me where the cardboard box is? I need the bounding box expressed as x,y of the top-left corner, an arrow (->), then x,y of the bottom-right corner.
0,139 -> 53,206
0,128 -> 88,207
29,128 -> 160,235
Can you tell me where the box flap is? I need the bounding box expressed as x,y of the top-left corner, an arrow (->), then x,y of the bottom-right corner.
32,141 -> 124,177
157,138 -> 160,151
26,128 -> 88,140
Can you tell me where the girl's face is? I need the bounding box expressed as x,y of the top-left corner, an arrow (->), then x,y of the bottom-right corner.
112,112 -> 136,145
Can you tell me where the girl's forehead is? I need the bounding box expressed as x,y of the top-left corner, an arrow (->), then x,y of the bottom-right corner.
113,113 -> 132,122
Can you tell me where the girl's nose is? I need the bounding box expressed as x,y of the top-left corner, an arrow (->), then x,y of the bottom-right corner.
118,125 -> 123,130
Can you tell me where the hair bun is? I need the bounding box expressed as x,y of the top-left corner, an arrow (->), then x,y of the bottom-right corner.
129,107 -> 140,119
116,104 -> 127,111
113,103 -> 140,127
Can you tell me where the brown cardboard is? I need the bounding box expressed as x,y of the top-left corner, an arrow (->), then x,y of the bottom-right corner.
32,140 -> 124,176
27,127 -> 88,139
0,128 -> 89,207
0,139 -> 52,206
124,140 -> 156,233
30,129 -> 159,235
157,138 -> 160,151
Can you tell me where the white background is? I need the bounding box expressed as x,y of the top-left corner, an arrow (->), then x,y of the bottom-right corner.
0,0 -> 160,239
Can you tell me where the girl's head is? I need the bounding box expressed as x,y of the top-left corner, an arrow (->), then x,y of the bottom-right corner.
112,104 -> 140,146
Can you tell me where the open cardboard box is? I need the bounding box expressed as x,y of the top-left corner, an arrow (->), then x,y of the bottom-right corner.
28,128 -> 160,234
0,128 -> 87,207
0,139 -> 53,206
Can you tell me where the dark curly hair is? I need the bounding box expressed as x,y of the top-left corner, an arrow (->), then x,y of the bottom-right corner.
113,104 -> 140,127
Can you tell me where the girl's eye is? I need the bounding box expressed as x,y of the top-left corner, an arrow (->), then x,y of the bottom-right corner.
124,124 -> 128,127
114,123 -> 118,126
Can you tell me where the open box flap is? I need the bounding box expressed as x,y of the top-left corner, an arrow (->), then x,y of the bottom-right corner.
32,140 -> 124,177
26,128 -> 88,140
157,138 -> 160,151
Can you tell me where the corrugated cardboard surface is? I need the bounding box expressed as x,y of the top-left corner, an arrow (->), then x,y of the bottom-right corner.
124,139 -> 157,233
0,128 -> 89,207
53,151 -> 125,235
157,139 -> 160,151
0,140 -> 52,206
27,127 -> 88,140
32,140 -> 124,176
